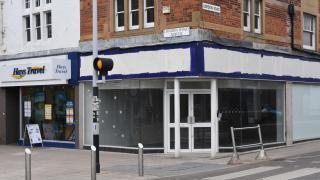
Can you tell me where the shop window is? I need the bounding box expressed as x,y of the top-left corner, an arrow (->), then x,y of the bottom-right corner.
218,80 -> 284,148
144,0 -> 154,28
24,15 -> 31,42
85,88 -> 164,148
45,11 -> 52,38
303,13 -> 316,51
21,86 -> 75,141
115,0 -> 125,32
34,13 -> 41,40
129,0 -> 139,30
243,0 -> 262,34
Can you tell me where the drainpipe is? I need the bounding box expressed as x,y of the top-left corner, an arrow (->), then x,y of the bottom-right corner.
288,2 -> 295,49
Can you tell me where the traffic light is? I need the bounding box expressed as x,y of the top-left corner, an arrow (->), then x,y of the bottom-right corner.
93,57 -> 114,75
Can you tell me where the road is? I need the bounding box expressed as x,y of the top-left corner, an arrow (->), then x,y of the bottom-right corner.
155,151 -> 320,180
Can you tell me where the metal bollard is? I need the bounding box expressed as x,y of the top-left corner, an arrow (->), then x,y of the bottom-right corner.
256,125 -> 268,160
228,127 -> 241,165
91,146 -> 97,180
25,148 -> 31,180
138,143 -> 144,176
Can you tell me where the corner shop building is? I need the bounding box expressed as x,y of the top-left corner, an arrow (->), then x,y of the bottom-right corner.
2,42 -> 320,154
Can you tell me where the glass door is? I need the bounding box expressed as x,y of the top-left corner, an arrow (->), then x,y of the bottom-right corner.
168,92 -> 211,152
192,94 -> 211,151
169,93 -> 191,152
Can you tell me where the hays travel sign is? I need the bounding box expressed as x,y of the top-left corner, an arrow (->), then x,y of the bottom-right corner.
0,56 -> 71,87
12,66 -> 46,79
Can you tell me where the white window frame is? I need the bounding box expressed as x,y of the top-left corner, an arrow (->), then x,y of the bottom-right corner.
45,11 -> 52,39
24,15 -> 31,42
129,0 -> 139,30
144,0 -> 154,28
303,13 -> 316,51
34,13 -> 41,40
254,0 -> 261,34
35,0 -> 41,7
115,0 -> 125,32
243,0 -> 250,32
46,0 -> 51,4
25,0 -> 30,9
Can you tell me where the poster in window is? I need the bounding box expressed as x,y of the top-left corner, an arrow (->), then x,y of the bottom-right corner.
65,100 -> 74,124
24,101 -> 32,118
45,104 -> 52,120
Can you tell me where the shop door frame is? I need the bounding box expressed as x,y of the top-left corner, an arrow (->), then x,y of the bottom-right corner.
165,90 -> 212,153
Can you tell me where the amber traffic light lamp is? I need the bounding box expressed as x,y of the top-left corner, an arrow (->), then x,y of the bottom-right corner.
93,57 -> 114,76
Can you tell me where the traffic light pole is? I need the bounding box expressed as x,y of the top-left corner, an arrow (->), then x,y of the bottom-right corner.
92,0 -> 100,173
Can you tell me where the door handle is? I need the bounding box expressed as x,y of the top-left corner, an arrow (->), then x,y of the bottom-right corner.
188,116 -> 195,124
187,116 -> 192,124
217,112 -> 222,121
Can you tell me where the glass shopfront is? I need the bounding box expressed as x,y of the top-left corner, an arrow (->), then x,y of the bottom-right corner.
99,89 -> 163,148
83,82 -> 164,148
165,79 -> 284,153
21,86 -> 75,141
218,80 -> 284,148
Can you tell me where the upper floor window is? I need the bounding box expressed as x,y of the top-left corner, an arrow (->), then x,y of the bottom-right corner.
243,0 -> 250,32
129,0 -> 139,30
23,2 -> 54,44
254,0 -> 261,33
24,16 -> 31,42
45,11 -> 52,38
114,0 -> 155,32
25,0 -> 30,9
115,0 -> 125,31
35,0 -> 41,7
34,14 -> 41,40
144,0 -> 154,28
243,0 -> 261,34
303,13 -> 316,50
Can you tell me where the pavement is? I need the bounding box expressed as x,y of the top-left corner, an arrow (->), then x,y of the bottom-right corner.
1,140 -> 320,180
155,151 -> 320,179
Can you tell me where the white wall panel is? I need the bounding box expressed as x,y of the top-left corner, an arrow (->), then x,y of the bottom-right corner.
205,47 -> 320,79
80,48 -> 191,77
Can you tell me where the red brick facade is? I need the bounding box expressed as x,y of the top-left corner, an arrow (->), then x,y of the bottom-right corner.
80,0 -> 320,53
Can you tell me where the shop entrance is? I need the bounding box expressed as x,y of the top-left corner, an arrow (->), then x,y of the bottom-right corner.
0,87 -> 20,144
168,92 -> 211,152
